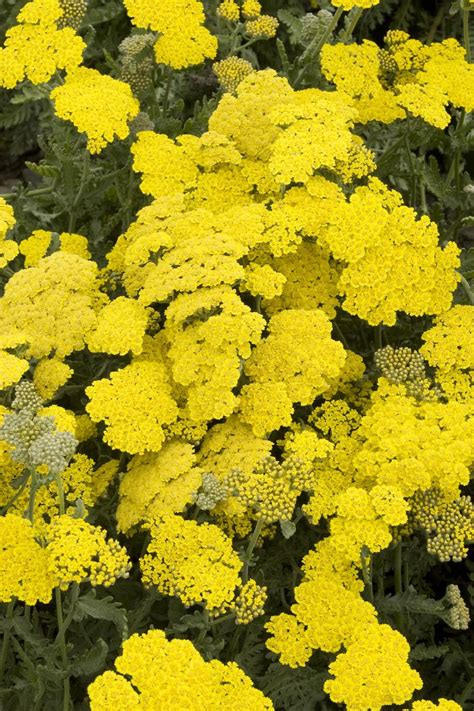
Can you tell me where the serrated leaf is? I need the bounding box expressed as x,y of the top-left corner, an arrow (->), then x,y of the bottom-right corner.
70,639 -> 108,677
376,588 -> 446,618
75,592 -> 128,641
24,161 -> 60,178
424,155 -> 448,199
277,9 -> 303,45
261,663 -> 328,711
409,643 -> 449,661
277,39 -> 291,77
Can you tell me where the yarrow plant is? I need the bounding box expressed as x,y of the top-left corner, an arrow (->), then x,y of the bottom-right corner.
0,0 -> 473,709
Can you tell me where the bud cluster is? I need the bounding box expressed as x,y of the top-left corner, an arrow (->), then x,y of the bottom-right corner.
195,472 -> 229,511
444,585 -> 470,630
233,579 -> 267,624
410,488 -> 474,562
119,32 -> 156,95
0,381 -> 77,481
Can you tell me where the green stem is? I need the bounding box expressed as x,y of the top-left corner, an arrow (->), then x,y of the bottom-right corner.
0,470 -> 30,515
394,541 -> 404,630
294,6 -> 344,86
375,325 -> 383,350
55,472 -> 66,515
394,541 -> 403,594
242,518 -> 264,583
68,153 -> 90,232
459,274 -> 474,305
0,185 -> 55,201
426,0 -> 450,43
27,469 -> 39,523
0,600 -> 15,681
360,551 -> 374,603
55,583 -> 79,644
161,70 -> 173,119
55,587 -> 70,711
463,4 -> 472,63
342,7 -> 364,42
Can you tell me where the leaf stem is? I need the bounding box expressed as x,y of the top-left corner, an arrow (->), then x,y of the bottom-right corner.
459,274 -> 474,305
463,2 -> 472,63
242,518 -> 264,583
342,7 -> 364,42
55,587 -> 71,711
294,6 -> 344,86
0,600 -> 15,681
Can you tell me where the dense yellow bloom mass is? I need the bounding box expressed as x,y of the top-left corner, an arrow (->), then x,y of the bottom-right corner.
352,380 -> 474,497
0,253 -> 99,359
141,514 -> 242,611
33,358 -> 73,400
319,179 -> 460,325
324,624 -> 422,710
409,701 -> 462,710
46,515 -> 131,589
0,0 -> 84,89
0,198 -> 15,240
19,230 -> 91,267
86,296 -> 149,355
51,68 -> 140,153
421,305 -> 474,372
86,360 -> 178,454
243,310 -> 346,422
0,350 -> 29,391
0,515 -> 54,605
322,35 -> 474,129
123,0 -> 217,69
0,198 -> 18,268
88,629 -> 273,709
117,439 -> 202,531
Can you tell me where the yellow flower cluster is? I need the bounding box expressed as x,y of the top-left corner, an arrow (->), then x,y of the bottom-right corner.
88,629 -> 273,709
318,179 -> 460,325
51,67 -> 140,153
117,439 -> 202,531
46,515 -> 131,589
0,253 -> 99,359
141,514 -> 242,610
214,57 -> 255,94
19,230 -> 90,267
0,198 -> 18,268
322,34 -> 474,128
123,0 -> 217,70
324,624 -> 422,710
0,514 -> 55,605
33,358 -> 73,400
86,360 -> 178,454
232,579 -> 267,624
0,0 -> 84,89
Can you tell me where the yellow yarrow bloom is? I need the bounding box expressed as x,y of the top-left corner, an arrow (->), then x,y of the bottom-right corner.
218,0 -> 240,21
88,629 -> 273,709
51,67 -> 140,153
86,296 -> 149,356
141,514 -> 242,610
324,624 -> 422,710
124,0 -> 217,70
0,252 -> 100,359
46,515 -> 131,590
214,57 -> 255,94
33,358 -> 73,400
117,439 -> 202,532
86,360 -> 178,455
0,515 -> 55,605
